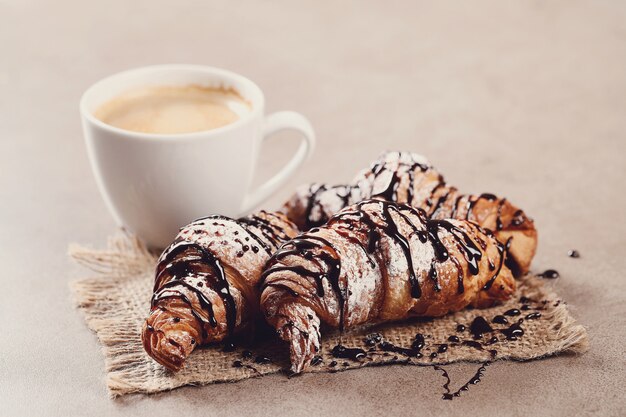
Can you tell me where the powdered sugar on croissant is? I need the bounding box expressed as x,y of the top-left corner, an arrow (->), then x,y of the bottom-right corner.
261,199 -> 515,373
281,151 -> 537,275
142,211 -> 299,371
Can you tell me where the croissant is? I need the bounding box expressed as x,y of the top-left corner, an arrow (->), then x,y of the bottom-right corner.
282,151 -> 537,275
142,211 -> 299,371
260,199 -> 516,373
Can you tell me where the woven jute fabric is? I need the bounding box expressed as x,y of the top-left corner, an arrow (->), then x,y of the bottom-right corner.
69,233 -> 588,398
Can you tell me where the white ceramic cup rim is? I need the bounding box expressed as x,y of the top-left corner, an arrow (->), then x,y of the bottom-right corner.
79,64 -> 265,142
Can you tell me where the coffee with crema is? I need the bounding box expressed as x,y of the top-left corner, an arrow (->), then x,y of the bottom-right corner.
94,85 -> 251,134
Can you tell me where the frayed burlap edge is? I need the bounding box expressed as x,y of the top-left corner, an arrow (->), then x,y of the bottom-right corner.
69,233 -> 588,398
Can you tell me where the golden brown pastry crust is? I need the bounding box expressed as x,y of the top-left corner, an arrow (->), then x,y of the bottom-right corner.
261,199 -> 516,373
282,151 -> 537,275
142,211 -> 299,371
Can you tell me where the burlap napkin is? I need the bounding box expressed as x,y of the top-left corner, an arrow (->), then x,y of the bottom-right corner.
69,233 -> 588,398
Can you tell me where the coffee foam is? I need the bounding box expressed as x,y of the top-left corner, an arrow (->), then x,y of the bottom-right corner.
94,85 -> 252,134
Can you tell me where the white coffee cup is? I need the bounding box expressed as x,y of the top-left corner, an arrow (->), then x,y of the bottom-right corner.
80,65 -> 315,248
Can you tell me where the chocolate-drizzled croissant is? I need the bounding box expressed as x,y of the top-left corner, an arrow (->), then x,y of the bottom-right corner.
261,199 -> 516,373
142,211 -> 299,371
282,151 -> 537,275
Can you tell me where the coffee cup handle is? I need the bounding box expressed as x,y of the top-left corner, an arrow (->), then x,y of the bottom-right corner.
240,111 -> 316,214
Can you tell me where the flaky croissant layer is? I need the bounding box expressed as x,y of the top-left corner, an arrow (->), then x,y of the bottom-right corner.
282,151 -> 537,275
142,211 -> 299,371
261,199 -> 516,373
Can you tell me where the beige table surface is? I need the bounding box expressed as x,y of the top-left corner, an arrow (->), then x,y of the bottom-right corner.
1,0 -> 625,415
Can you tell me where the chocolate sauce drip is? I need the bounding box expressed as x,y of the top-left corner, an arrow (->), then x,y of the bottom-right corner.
264,282 -> 299,297
526,312 -> 541,320
450,256 -> 464,294
311,355 -> 323,366
435,362 -> 491,400
461,340 -> 483,351
238,213 -> 286,249
449,195 -> 464,218
378,341 -> 415,357
155,258 -> 195,291
261,265 -> 321,296
427,220 -> 483,289
378,333 -> 425,358
153,241 -> 236,339
328,200 -> 426,299
568,250 -> 580,258
429,188 -> 454,218
232,360 -> 260,374
469,316 -> 494,339
406,166 -> 417,203
303,184 -> 328,229
482,239 -> 506,291
448,335 -> 460,343
413,333 -> 425,352
222,342 -> 236,352
501,322 -> 525,340
425,185 -> 438,208
504,308 -> 521,316
376,203 -> 422,297
510,210 -> 527,227
364,333 -> 382,346
539,269 -> 560,279
495,198 -> 507,231
370,156 -> 430,205
492,315 -> 508,325
254,355 -> 271,364
375,170 -> 400,202
456,324 -> 466,332
150,292 -> 210,339
195,214 -> 273,256
155,280 -> 218,327
266,234 -> 345,327
331,344 -> 366,360
334,227 -> 377,268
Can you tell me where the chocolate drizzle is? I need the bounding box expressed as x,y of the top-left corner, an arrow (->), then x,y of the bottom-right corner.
195,214 -> 274,256
501,321 -> 525,340
435,362 -> 491,400
482,237 -> 507,291
370,156 -> 430,206
302,184 -> 328,229
153,240 -> 236,339
469,316 -> 494,339
264,234 -> 345,328
426,220 -> 483,293
331,344 -> 366,360
378,333 -> 425,358
151,211 -> 296,345
334,200 -> 489,299
327,200 -> 426,299
539,269 -> 560,279
238,212 -> 288,251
